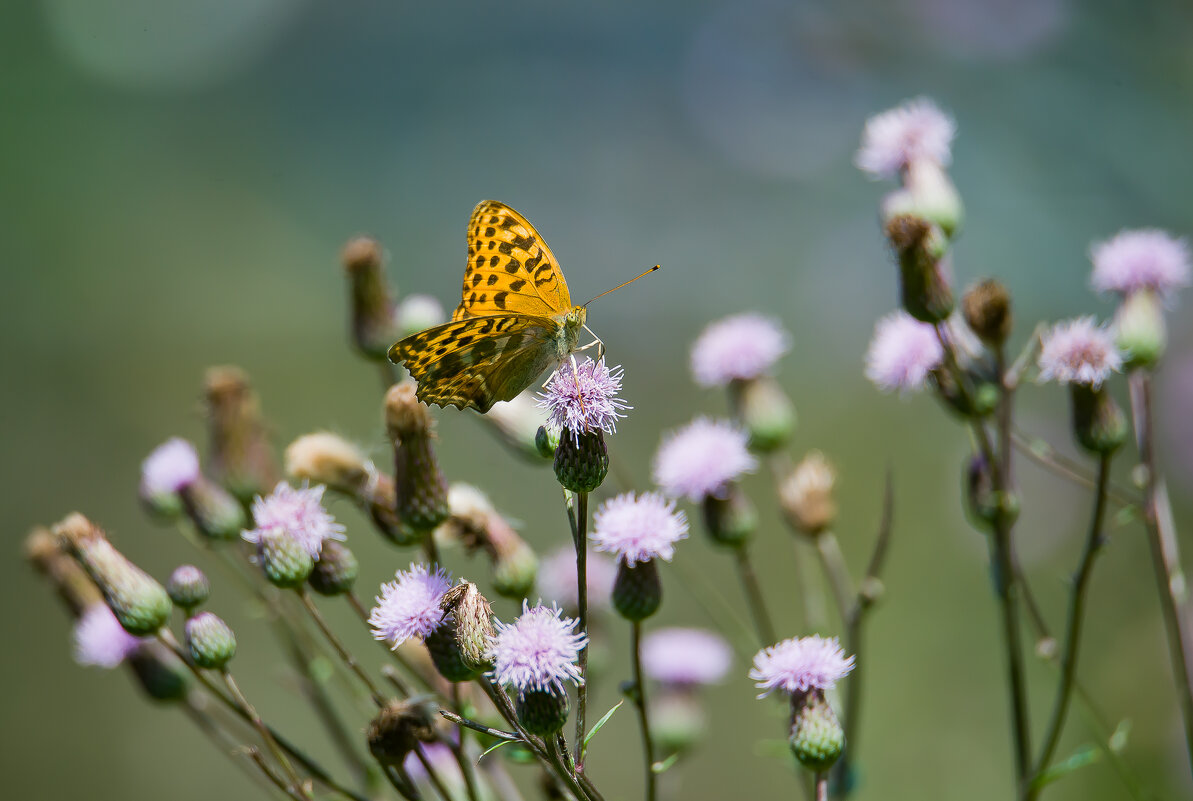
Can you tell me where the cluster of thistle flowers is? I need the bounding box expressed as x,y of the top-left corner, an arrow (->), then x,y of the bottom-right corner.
858,97 -> 1193,792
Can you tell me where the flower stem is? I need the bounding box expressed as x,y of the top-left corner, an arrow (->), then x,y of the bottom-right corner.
630,621 -> 658,801
815,772 -> 828,801
574,490 -> 591,767
735,544 -> 777,645
221,669 -> 309,798
298,588 -> 387,707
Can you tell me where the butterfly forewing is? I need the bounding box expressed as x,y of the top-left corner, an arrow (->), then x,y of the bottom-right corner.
461,200 -> 572,318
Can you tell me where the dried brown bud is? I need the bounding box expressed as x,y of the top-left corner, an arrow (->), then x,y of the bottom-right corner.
441,484 -> 537,598
962,279 -> 1012,345
203,366 -> 278,501
285,432 -> 372,495
779,452 -> 838,537
342,236 -> 399,359
385,382 -> 433,440
26,526 -> 103,615
440,581 -> 496,669
367,699 -> 438,766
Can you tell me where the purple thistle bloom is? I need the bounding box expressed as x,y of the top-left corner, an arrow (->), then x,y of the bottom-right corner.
403,742 -> 461,786
537,357 -> 630,444
489,602 -> 587,697
864,311 -> 944,393
592,492 -> 689,566
642,627 -> 732,687
140,438 -> 201,496
1038,317 -> 1122,388
750,635 -> 855,697
690,313 -> 790,387
73,604 -> 145,668
652,418 -> 757,502
1090,229 -> 1191,299
855,97 -> 956,180
369,563 -> 453,648
244,481 -> 346,560
537,546 -> 616,612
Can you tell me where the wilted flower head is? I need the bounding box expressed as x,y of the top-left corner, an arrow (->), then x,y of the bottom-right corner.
864,311 -> 944,393
652,418 -> 757,502
1091,229 -> 1191,298
537,358 -> 630,443
856,97 -> 956,179
244,482 -> 346,560
592,492 -> 689,566
489,603 -> 587,697
74,604 -> 144,668
642,627 -> 732,686
750,635 -> 855,697
537,547 -> 616,612
369,563 -> 453,648
140,438 -> 201,496
1038,317 -> 1122,388
690,313 -> 790,387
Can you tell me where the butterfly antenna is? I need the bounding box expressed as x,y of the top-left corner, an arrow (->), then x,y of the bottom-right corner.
582,265 -> 660,307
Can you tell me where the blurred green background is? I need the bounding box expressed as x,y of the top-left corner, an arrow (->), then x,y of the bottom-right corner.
5,0 -> 1193,799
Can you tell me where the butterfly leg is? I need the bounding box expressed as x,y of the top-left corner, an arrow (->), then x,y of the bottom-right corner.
580,325 -> 606,362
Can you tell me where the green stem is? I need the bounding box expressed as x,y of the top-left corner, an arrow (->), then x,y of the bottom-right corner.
574,490 -> 591,767
630,622 -> 658,801
299,588 -> 387,707
734,545 -> 777,645
222,670 -> 308,797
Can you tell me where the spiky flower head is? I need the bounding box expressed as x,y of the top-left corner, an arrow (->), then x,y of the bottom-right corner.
1091,229 -> 1191,299
864,311 -> 944,393
537,357 -> 630,444
690,313 -> 790,387
750,635 -> 855,697
140,438 -> 201,497
73,603 -> 145,668
308,540 -> 359,596
370,563 -> 453,648
489,602 -> 587,697
592,492 -> 689,566
652,418 -> 757,502
641,627 -> 733,687
245,481 -> 345,560
856,97 -> 955,180
185,611 -> 237,670
1038,317 -> 1122,388
166,565 -> 210,610
537,546 -> 616,613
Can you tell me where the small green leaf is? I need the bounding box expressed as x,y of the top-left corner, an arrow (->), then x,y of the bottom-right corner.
652,753 -> 681,774
479,740 -> 514,761
583,700 -> 625,748
1033,744 -> 1102,788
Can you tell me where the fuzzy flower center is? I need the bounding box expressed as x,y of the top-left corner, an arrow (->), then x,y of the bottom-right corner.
537,357 -> 630,443
245,482 -> 346,559
592,491 -> 689,566
489,603 -> 587,696
369,563 -> 453,647
652,418 -> 757,502
750,635 -> 855,696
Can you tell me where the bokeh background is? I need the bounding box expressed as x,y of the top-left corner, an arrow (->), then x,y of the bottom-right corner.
5,0 -> 1193,799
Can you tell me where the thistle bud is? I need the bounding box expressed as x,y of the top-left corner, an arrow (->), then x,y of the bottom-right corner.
440,581 -> 496,670
26,527 -> 103,616
789,690 -> 845,772
343,235 -> 401,359
256,528 -> 314,589
553,430 -> 609,493
284,432 -> 372,496
701,485 -> 756,548
778,451 -> 837,538
905,159 -> 964,237
55,514 -> 172,636
308,540 -> 359,596
884,214 -> 954,324
931,363 -> 998,419
179,476 -> 247,541
441,484 -> 538,599
650,691 -> 706,756
127,641 -> 189,702
733,377 -> 796,453
424,622 -> 479,682
612,558 -> 661,621
367,699 -> 438,766
535,425 -> 559,458
964,454 -> 1019,530
1069,383 -> 1127,456
516,689 -> 570,737
166,565 -> 210,611
478,394 -> 551,461
204,366 -> 278,502
386,382 -> 450,532
185,611 -> 237,670
962,279 -> 1013,346
1114,289 -> 1166,369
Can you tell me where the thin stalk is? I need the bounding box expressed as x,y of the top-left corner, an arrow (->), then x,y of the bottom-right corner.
734,545 -> 777,645
815,773 -> 828,801
630,622 -> 658,801
298,588 -> 386,707
414,745 -> 454,801
766,452 -> 828,631
386,763 -> 423,801
1010,430 -> 1138,508
222,670 -> 309,797
574,490 -> 591,767
348,592 -> 439,694
814,533 -> 855,622
423,530 -> 441,568
245,747 -> 312,801
180,695 -> 281,795
1027,454 -> 1113,796
448,686 -> 483,801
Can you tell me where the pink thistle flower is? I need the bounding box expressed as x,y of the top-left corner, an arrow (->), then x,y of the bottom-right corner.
592,492 -> 689,566
403,742 -> 461,786
537,358 -> 631,444
73,604 -> 145,668
244,481 -> 346,560
750,635 -> 855,697
864,311 -> 944,393
642,627 -> 732,687
140,438 -> 201,496
369,563 -> 453,648
652,418 -> 757,502
855,97 -> 956,180
489,602 -> 587,697
537,546 -> 616,612
1090,229 -> 1191,298
1038,317 -> 1122,388
690,313 -> 790,387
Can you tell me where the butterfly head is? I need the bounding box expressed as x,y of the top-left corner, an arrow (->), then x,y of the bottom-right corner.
565,306 -> 587,330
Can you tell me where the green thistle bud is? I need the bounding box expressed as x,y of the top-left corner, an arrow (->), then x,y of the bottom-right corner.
884,214 -> 954,324
612,558 -> 662,621
342,236 -> 399,361
440,581 -> 496,671
962,279 -> 1012,346
479,394 -> 552,461
553,430 -> 609,493
650,691 -> 706,756
257,528 -> 314,589
140,488 -> 184,522
367,699 -> 438,766
516,689 -> 570,737
127,642 -> 189,702
424,622 -> 479,682
701,485 -> 756,548
1069,383 -> 1127,456
166,565 -> 210,611
55,514 -> 172,636
734,377 -> 797,453
932,365 -> 998,419
964,454 -> 1020,531
535,425 -> 559,458
179,477 -> 246,541
386,382 -> 450,532
789,691 -> 845,773
185,611 -> 237,670
1114,289 -> 1166,369
308,540 -> 359,596
203,366 -> 279,503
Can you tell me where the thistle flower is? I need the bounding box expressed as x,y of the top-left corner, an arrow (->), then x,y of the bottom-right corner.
592,492 -> 689,566
864,311 -> 944,393
690,313 -> 790,387
856,97 -> 955,180
140,438 -> 201,497
244,482 -> 345,560
641,627 -> 732,687
1037,317 -> 1122,388
750,635 -> 855,697
370,564 -> 453,648
652,418 -> 757,502
73,604 -> 145,668
1091,229 -> 1191,299
489,602 -> 586,697
537,357 -> 630,443
536,546 -> 616,613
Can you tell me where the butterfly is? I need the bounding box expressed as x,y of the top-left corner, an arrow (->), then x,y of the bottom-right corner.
388,200 -> 599,413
